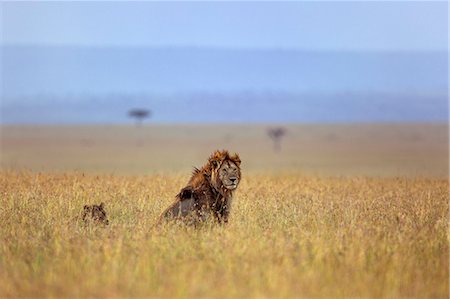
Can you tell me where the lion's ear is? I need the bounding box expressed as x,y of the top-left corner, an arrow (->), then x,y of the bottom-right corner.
232,153 -> 241,166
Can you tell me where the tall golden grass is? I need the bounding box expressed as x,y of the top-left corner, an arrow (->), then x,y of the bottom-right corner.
0,171 -> 447,298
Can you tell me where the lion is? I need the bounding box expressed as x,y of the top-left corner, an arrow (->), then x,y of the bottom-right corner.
158,150 -> 241,224
82,202 -> 110,225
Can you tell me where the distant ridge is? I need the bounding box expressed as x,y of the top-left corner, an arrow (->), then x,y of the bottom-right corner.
1,45 -> 447,123
2,92 -> 447,124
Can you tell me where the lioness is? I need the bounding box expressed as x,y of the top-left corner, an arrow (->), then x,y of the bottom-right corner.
158,150 -> 241,224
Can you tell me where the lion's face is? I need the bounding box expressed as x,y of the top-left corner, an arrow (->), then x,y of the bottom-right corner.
208,150 -> 241,193
217,160 -> 241,190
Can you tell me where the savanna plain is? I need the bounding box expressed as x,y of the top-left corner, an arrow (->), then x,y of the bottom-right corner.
0,124 -> 448,298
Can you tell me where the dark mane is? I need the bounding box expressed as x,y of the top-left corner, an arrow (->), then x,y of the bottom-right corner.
192,167 -> 201,175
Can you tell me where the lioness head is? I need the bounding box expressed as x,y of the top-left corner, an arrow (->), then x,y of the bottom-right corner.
209,150 -> 241,191
82,202 -> 109,225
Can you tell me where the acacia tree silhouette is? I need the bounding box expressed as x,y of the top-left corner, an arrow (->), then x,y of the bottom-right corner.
128,108 -> 151,147
128,109 -> 151,127
267,127 -> 286,153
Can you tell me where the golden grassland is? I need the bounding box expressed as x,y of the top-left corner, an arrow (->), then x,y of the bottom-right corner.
0,171 -> 448,298
0,124 -> 448,298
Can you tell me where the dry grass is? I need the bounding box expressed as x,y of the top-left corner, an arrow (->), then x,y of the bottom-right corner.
0,171 -> 447,298
1,124 -> 447,176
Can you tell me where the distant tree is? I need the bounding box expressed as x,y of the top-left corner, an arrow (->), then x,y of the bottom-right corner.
267,127 -> 287,153
128,109 -> 151,127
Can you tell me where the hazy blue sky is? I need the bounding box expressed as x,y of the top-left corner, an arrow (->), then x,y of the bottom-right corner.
2,1 -> 448,51
1,1 -> 448,124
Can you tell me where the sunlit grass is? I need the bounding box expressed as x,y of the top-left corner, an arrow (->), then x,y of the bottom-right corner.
0,171 -> 448,298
